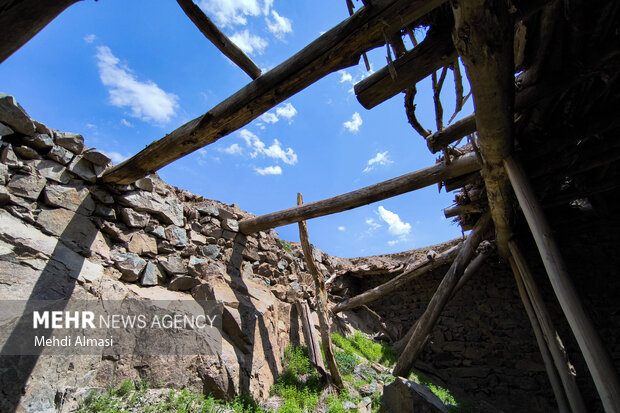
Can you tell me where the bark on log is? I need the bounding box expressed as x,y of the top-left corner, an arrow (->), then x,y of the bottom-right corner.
297,193 -> 344,390
509,258 -> 570,413
509,240 -> 586,413
392,213 -> 491,377
444,200 -> 487,219
176,0 -> 261,79
239,152 -> 480,234
102,0 -> 448,184
0,0 -> 82,64
296,300 -> 327,375
504,156 -> 620,412
332,243 -> 461,314
451,0 -> 514,257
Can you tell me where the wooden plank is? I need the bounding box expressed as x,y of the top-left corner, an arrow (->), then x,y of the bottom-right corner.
176,0 -> 261,80
0,0 -> 81,64
332,243 -> 461,313
509,257 -> 570,413
504,155 -> 620,412
392,213 -> 491,377
296,300 -> 326,375
102,0 -> 448,184
443,200 -> 487,219
451,0 -> 515,257
509,240 -> 586,413
297,193 -> 344,390
238,152 -> 480,234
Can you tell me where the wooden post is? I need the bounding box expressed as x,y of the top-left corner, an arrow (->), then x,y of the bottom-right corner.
504,155 -> 620,412
296,300 -> 327,375
176,0 -> 261,79
0,0 -> 82,64
509,258 -> 570,413
332,243 -> 461,313
238,152 -> 480,234
102,0 -> 448,184
297,193 -> 344,390
509,240 -> 586,413
392,213 -> 491,377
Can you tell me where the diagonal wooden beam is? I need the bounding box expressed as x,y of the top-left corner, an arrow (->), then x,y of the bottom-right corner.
102,0 -> 448,184
238,151 -> 480,234
176,0 -> 261,80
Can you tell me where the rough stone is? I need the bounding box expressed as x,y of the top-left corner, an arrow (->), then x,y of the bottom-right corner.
189,230 -> 207,245
148,225 -> 166,239
135,177 -> 154,191
380,378 -> 448,413
94,204 -> 116,220
67,156 -> 96,183
198,205 -> 219,216
43,184 -> 95,214
168,275 -> 201,291
47,145 -> 74,165
23,133 -> 54,151
166,225 -> 187,247
142,261 -> 163,286
82,149 -> 111,166
221,218 -> 239,232
1,144 -> 20,167
0,121 -> 14,136
121,208 -> 150,228
128,232 -> 158,256
7,173 -> 46,200
30,159 -> 71,184
0,93 -> 35,135
117,190 -> 184,227
160,255 -> 186,275
13,145 -> 41,160
91,188 -> 114,204
199,245 -> 220,259
112,252 -> 147,282
0,163 -> 8,185
55,132 -> 84,154
201,225 -> 222,238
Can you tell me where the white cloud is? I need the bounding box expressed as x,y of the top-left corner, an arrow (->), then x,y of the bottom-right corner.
95,46 -> 179,124
365,218 -> 381,231
84,34 -> 96,44
338,226 -> 346,231
339,70 -> 353,84
266,10 -> 292,39
260,112 -> 279,124
198,0 -> 269,27
239,129 -> 297,165
276,102 -> 297,122
255,165 -> 282,175
363,151 -> 393,173
387,240 -> 401,246
101,151 -> 128,164
230,30 -> 268,55
378,206 -> 411,236
120,118 -> 133,127
344,112 -> 362,133
222,143 -> 243,155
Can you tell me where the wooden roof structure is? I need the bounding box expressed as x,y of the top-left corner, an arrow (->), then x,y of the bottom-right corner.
3,0 -> 620,411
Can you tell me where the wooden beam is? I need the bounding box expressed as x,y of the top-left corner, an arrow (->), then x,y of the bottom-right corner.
102,0 -> 448,184
297,193 -> 344,390
239,152 -> 480,234
444,200 -> 487,219
332,243 -> 461,313
176,0 -> 261,80
451,0 -> 514,257
0,0 -> 81,64
509,257 -> 570,413
296,300 -> 327,375
504,155 -> 620,412
392,213 -> 491,377
509,240 -> 586,413
354,30 -> 457,109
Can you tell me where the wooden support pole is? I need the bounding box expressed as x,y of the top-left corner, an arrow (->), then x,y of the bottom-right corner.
392,213 -> 491,376
444,201 -> 487,219
102,0 -> 448,184
332,243 -> 461,314
297,193 -> 344,390
504,155 -> 620,412
509,258 -> 570,413
296,300 -> 327,375
239,152 -> 480,234
361,305 -> 396,342
0,0 -> 82,64
176,0 -> 261,80
509,240 -> 586,413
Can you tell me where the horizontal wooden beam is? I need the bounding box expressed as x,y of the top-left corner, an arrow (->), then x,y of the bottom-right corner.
443,200 -> 487,218
354,30 -> 456,109
176,0 -> 261,80
102,0 -> 448,184
239,152 -> 481,234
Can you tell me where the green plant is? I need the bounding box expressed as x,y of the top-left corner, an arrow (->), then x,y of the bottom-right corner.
334,350 -> 358,375
283,344 -> 312,375
281,241 -> 292,253
331,331 -> 397,366
116,380 -> 134,398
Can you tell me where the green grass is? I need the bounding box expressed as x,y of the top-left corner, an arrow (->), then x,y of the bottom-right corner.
409,371 -> 475,412
334,351 -> 358,375
281,240 -> 292,253
331,331 -> 398,366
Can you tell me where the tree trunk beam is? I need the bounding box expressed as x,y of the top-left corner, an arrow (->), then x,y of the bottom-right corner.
332,243 -> 461,314
444,200 -> 487,218
509,258 -> 571,413
509,240 -> 586,413
176,0 -> 261,79
392,213 -> 491,377
0,0 -> 82,64
296,300 -> 327,375
451,0 -> 515,258
239,152 -> 480,234
101,0 -> 448,184
504,156 -> 620,412
297,193 -> 344,390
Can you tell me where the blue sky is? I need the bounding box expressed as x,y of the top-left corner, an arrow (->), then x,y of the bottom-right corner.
0,0 -> 474,258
